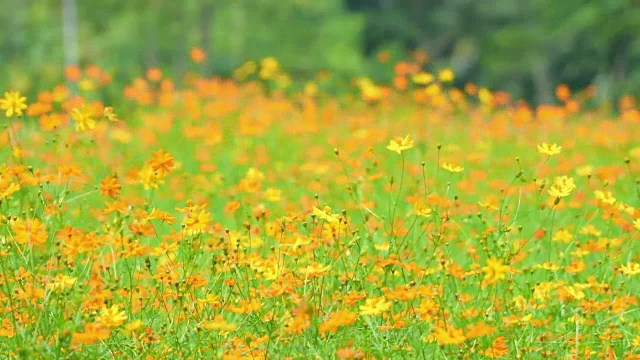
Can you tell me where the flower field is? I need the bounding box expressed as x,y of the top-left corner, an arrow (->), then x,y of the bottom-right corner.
2,56 -> 640,359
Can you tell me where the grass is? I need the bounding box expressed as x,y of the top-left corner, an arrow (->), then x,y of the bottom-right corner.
1,60 -> 640,359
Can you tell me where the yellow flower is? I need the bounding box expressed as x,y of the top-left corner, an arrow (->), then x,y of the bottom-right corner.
312,206 -> 339,224
359,297 -> 392,316
201,316 -> 238,332
478,88 -> 493,105
537,142 -> 562,156
414,203 -> 433,217
438,68 -> 455,83
48,274 -> 77,292
259,57 -> 280,80
138,165 -> 165,190
441,162 -> 464,173
0,91 -> 28,117
534,262 -> 560,271
151,241 -> 179,257
548,176 -> 576,198
594,190 -> 616,205
123,320 -> 143,334
619,262 -> 640,276
425,83 -> 442,96
386,135 -> 414,154
563,285 -> 585,300
97,305 -> 127,327
576,165 -> 593,177
412,72 -> 435,85
0,183 -> 20,200
70,106 -> 96,132
103,107 -> 118,122
482,258 -> 510,285
552,228 -> 573,243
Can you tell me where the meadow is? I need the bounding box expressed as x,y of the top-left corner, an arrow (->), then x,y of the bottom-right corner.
1,53 -> 640,359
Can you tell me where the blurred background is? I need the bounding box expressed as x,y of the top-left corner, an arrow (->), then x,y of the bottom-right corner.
3,0 -> 640,104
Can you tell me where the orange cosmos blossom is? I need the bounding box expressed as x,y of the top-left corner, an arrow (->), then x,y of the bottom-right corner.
149,149 -> 176,175
99,176 -> 122,198
11,218 -> 48,247
483,336 -> 509,357
71,323 -> 110,346
426,324 -> 466,346
190,47 -> 206,63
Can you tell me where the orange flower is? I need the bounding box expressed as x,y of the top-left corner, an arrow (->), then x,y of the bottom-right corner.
483,336 -> 509,357
319,310 -> 358,336
190,47 -> 206,64
11,218 -> 48,247
427,324 -> 466,346
149,149 -> 176,175
71,323 -> 110,346
100,176 -> 122,198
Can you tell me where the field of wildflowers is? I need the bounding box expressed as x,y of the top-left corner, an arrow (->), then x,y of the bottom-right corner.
2,52 -> 640,359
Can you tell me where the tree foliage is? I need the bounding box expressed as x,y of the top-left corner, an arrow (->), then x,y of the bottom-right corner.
2,0 -> 640,103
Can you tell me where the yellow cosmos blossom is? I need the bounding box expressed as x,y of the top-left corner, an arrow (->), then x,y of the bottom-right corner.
138,166 -> 162,190
594,190 -> 616,205
441,162 -> 464,173
438,68 -> 455,82
264,187 -> 282,202
620,263 -> 640,276
414,203 -> 433,217
0,91 -> 27,117
482,258 -> 510,285
70,106 -> 97,132
48,274 -> 77,292
97,305 -> 127,327
0,183 -> 20,200
123,320 -> 143,334
537,142 -> 562,156
201,316 -> 238,332
298,263 -> 331,276
312,206 -> 339,224
103,106 -> 118,121
548,176 -> 576,198
534,262 -> 560,271
576,165 -> 593,177
359,297 -> 392,316
386,135 -> 414,154
552,228 -> 573,243
412,72 -> 435,85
